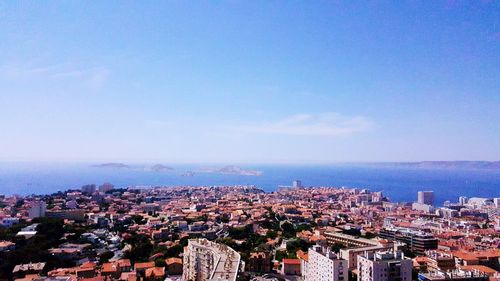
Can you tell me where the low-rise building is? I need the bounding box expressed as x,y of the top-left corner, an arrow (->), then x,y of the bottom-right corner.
0,240 -> 15,252
165,257 -> 183,276
417,269 -> 489,281
12,262 -> 46,279
426,251 -> 456,271
247,252 -> 271,273
281,259 -> 301,276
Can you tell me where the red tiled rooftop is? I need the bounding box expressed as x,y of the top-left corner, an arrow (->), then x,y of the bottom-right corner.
460,265 -> 497,275
101,263 -> 117,273
134,261 -> 155,270
165,257 -> 182,265
283,258 -> 301,265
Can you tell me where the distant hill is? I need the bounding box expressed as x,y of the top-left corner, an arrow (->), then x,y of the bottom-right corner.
371,161 -> 500,169
218,165 -> 262,176
149,164 -> 174,172
198,165 -> 262,176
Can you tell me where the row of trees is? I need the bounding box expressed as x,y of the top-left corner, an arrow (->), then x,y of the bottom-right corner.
0,218 -> 67,279
123,233 -> 189,264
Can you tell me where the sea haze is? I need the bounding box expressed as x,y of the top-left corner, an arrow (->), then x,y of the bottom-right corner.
0,162 -> 499,205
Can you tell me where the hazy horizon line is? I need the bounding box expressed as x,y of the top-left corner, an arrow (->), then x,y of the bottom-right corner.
0,159 -> 499,166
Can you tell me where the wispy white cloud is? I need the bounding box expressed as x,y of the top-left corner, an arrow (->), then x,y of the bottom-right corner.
235,113 -> 373,137
0,63 -> 110,89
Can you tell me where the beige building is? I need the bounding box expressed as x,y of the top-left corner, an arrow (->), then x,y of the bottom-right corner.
182,238 -> 240,281
357,251 -> 412,281
305,245 -> 347,281
28,201 -> 46,219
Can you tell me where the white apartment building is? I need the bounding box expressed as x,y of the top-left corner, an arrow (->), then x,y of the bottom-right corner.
357,251 -> 412,281
182,238 -> 240,281
305,245 -> 347,281
418,191 -> 434,206
494,197 -> 500,208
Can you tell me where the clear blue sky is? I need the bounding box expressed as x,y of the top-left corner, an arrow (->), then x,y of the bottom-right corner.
0,1 -> 499,163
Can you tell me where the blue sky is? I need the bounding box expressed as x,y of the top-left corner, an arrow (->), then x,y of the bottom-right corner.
0,1 -> 499,163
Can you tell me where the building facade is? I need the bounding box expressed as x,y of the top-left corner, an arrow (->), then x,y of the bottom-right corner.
305,245 -> 347,281
379,227 -> 438,255
28,201 -> 46,219
418,191 -> 434,206
182,238 -> 240,281
247,252 -> 271,273
357,251 -> 412,281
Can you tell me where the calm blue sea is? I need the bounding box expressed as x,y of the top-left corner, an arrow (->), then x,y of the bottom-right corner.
0,162 -> 499,205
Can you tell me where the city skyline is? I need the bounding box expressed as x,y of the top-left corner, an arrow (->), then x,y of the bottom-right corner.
1,1 -> 499,163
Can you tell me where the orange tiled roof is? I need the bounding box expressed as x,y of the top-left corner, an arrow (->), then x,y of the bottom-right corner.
453,250 -> 500,261
80,276 -> 104,281
134,261 -> 155,270
146,267 -> 165,278
166,257 -> 182,265
460,265 -> 497,274
116,259 -> 131,267
296,250 -> 308,262
80,262 -> 96,269
101,263 -> 117,273
0,241 -> 15,247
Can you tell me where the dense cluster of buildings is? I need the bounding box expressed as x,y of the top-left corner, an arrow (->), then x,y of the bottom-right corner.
0,182 -> 498,281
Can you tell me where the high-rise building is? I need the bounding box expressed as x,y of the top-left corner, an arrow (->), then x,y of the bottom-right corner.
98,183 -> 114,193
413,191 -> 435,213
305,245 -> 347,281
293,180 -> 303,188
81,184 -> 96,194
493,198 -> 500,208
324,232 -> 400,269
28,201 -> 46,219
372,191 -> 384,203
459,196 -> 468,205
418,191 -> 434,206
357,251 -> 412,281
182,238 -> 240,281
379,227 -> 438,255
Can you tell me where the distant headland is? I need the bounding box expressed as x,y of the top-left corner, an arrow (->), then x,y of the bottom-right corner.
366,161 -> 500,169
90,163 -> 261,176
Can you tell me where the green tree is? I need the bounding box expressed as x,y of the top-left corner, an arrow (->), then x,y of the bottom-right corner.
228,225 -> 253,240
266,230 -> 278,239
281,222 -> 296,238
275,250 -> 287,261
100,251 -> 114,263
155,258 -> 166,267
286,239 -> 310,253
165,244 -> 184,258
123,234 -> 153,262
132,215 -> 146,225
